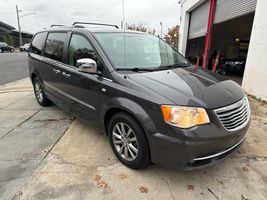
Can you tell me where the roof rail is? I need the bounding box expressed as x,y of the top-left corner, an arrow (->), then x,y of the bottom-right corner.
72,22 -> 119,29
73,25 -> 85,28
50,24 -> 65,28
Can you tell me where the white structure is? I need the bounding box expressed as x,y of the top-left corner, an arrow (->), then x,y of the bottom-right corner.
242,0 -> 267,101
179,0 -> 267,101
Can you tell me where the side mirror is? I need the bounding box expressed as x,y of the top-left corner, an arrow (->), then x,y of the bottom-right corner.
76,58 -> 97,74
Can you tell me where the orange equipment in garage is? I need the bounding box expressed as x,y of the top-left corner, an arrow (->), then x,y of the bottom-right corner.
212,51 -> 220,72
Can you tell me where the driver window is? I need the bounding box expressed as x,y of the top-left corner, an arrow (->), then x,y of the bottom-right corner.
68,34 -> 97,67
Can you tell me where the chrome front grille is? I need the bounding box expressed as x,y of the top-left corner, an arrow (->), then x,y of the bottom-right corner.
214,97 -> 250,131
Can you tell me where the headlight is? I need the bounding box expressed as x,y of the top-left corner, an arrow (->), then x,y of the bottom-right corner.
161,105 -> 210,128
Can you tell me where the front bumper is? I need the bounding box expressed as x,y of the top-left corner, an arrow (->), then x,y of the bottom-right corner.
187,136 -> 245,168
148,116 -> 250,170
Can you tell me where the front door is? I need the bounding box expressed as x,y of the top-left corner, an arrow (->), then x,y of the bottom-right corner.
55,33 -> 100,124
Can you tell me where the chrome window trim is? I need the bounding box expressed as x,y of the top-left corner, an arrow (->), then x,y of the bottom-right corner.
214,96 -> 251,132
45,83 -> 96,110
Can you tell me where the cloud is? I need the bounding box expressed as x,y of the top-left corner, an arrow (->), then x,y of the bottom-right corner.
0,0 -> 180,35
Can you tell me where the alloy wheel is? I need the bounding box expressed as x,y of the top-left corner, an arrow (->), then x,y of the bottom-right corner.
112,122 -> 139,161
34,81 -> 44,103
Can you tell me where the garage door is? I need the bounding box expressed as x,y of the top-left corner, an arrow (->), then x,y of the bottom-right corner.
214,0 -> 257,24
188,0 -> 210,39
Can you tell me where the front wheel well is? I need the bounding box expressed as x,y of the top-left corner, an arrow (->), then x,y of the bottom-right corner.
104,108 -> 124,135
104,108 -> 142,136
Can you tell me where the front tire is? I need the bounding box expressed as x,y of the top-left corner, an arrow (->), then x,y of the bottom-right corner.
33,78 -> 51,106
108,112 -> 150,169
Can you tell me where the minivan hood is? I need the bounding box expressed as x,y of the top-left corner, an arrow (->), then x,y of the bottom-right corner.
127,67 -> 244,109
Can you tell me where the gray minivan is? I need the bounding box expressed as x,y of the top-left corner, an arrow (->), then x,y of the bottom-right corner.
28,22 -> 251,170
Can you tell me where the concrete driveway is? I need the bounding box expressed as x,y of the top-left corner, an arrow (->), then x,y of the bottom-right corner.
0,79 -> 73,199
0,79 -> 266,200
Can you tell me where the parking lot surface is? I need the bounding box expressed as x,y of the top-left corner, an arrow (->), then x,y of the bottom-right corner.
0,52 -> 28,85
0,79 -> 266,200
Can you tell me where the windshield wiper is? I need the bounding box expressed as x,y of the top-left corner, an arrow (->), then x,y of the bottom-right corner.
156,63 -> 189,70
116,67 -> 155,72
116,64 -> 189,72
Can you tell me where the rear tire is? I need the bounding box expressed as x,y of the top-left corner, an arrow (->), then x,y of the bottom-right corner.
33,78 -> 51,107
108,112 -> 150,169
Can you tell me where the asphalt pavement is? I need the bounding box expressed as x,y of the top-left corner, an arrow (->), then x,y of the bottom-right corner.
0,52 -> 28,85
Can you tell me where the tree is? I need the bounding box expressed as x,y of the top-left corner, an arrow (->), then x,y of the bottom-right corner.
126,23 -> 155,35
164,25 -> 179,49
3,34 -> 15,46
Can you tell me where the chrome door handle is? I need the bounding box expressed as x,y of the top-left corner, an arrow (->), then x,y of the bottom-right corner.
62,72 -> 71,78
53,69 -> 61,74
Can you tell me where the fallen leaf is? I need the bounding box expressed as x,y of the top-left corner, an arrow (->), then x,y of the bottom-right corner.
139,186 -> 148,193
241,194 -> 249,200
92,175 -> 101,182
118,173 -> 127,180
97,180 -> 108,188
187,185 -> 194,191
243,166 -> 250,172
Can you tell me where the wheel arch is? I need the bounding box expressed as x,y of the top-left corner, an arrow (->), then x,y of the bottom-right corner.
101,97 -> 157,137
31,73 -> 37,82
29,70 -> 43,84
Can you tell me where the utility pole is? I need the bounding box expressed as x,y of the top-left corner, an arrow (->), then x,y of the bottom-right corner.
160,22 -> 163,38
122,0 -> 125,30
16,5 -> 22,47
178,1 -> 183,51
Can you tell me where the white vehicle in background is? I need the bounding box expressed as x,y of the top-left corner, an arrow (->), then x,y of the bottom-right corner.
20,43 -> 30,52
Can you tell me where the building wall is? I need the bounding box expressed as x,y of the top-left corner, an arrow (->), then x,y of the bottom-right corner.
180,0 -> 267,101
242,0 -> 267,101
179,0 -> 205,55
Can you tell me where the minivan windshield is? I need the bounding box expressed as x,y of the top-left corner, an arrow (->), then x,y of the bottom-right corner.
93,32 -> 190,70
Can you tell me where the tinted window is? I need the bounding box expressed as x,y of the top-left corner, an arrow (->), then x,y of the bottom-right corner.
45,32 -> 67,62
30,32 -> 47,55
68,34 -> 96,67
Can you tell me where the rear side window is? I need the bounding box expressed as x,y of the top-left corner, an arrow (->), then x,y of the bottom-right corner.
68,34 -> 96,67
30,32 -> 47,55
44,32 -> 67,62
